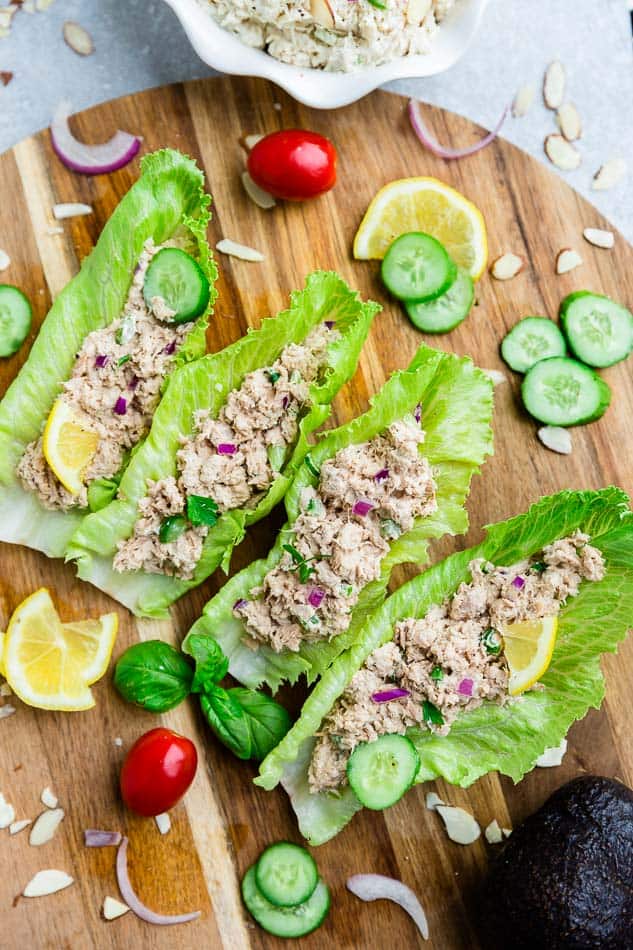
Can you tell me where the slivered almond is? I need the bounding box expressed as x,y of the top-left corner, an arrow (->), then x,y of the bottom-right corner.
555,248 -> 582,274
0,249 -> 9,271
490,253 -> 524,280
311,0 -> 334,29
239,133 -> 264,152
406,0 -> 432,26
63,20 -> 94,55
52,202 -> 92,220
512,83 -> 535,118
155,812 -> 171,835
0,794 -> 15,828
485,820 -> 503,844
29,808 -> 65,846
544,134 -> 581,171
23,869 -> 74,898
583,227 -> 614,250
538,425 -> 572,455
425,792 -> 444,811
556,102 -> 581,142
241,171 -> 276,210
543,60 -> 565,109
103,896 -> 130,920
535,738 -> 568,766
0,704 -> 15,719
9,819 -> 32,835
216,238 -> 265,262
592,158 -> 627,191
41,787 -> 58,809
483,368 -> 508,386
436,806 -> 481,845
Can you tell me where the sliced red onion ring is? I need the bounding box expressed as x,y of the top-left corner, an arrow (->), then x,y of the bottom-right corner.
414,403 -> 422,424
116,837 -> 201,926
163,339 -> 177,356
324,320 -> 336,329
457,678 -> 474,697
371,688 -> 411,703
233,598 -> 248,611
84,829 -> 122,847
353,499 -> 374,517
347,874 -> 429,941
94,354 -> 109,369
512,575 -> 525,590
51,100 -> 141,175
408,98 -> 508,160
128,375 -> 139,391
282,395 -> 289,409
308,588 -> 325,608
114,396 -> 127,416
217,443 -> 237,456
374,468 -> 389,483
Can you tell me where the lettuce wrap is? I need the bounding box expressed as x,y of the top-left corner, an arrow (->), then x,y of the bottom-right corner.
255,488 -> 633,845
183,343 -> 494,692
0,149 -> 217,559
67,271 -> 380,616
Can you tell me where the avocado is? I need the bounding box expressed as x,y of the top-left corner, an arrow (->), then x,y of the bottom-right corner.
481,775 -> 633,949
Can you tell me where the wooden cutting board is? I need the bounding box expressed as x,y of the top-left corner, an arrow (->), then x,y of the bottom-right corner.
1,76 -> 632,950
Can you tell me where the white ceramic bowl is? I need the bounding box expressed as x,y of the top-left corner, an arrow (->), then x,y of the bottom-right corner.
162,0 -> 490,110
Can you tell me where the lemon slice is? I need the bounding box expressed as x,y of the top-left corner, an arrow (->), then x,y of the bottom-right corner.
3,589 -> 118,711
43,398 -> 99,495
353,177 -> 488,279
500,615 -> 559,696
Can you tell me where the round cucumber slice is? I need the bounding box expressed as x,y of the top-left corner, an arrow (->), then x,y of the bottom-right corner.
501,317 -> 567,374
242,866 -> 330,938
143,247 -> 210,324
381,232 -> 457,303
347,733 -> 420,811
405,268 -> 474,333
255,842 -> 318,908
560,291 -> 633,368
0,285 -> 32,358
521,356 -> 611,426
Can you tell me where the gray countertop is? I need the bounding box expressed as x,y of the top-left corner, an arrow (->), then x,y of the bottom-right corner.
1,0 -> 632,239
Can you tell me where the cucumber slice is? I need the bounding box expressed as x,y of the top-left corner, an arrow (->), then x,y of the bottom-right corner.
522,356 -> 611,426
381,232 -> 457,303
560,291 -> 633,368
143,247 -> 210,324
0,285 -> 32,357
255,842 -> 318,908
501,317 -> 566,374
404,268 -> 474,333
347,734 -> 420,811
242,866 -> 330,938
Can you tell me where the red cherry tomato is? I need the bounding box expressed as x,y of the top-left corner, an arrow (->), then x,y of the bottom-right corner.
247,129 -> 337,201
120,727 -> 197,817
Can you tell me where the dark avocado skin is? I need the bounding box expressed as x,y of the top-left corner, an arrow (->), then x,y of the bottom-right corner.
481,776 -> 633,949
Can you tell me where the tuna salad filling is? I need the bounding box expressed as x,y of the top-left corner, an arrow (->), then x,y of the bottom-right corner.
236,416 -> 438,653
17,240 -> 186,511
309,531 -> 606,794
202,0 -> 457,72
113,323 -> 339,579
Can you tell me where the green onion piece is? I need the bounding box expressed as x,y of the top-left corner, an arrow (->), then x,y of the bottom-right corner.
423,700 -> 444,725
267,369 -> 281,384
366,0 -> 387,7
117,354 -> 131,366
305,454 -> 320,479
481,628 -> 502,655
282,543 -> 303,566
531,560 -> 547,573
430,666 -> 444,681
186,494 -> 219,527
158,514 -> 188,544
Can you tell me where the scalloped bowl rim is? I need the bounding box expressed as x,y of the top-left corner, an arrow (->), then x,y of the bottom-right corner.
161,0 -> 491,109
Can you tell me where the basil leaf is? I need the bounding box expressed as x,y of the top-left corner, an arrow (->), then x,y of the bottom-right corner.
186,494 -> 219,527
186,633 -> 229,693
114,640 -> 193,713
200,686 -> 252,760
228,687 -> 292,762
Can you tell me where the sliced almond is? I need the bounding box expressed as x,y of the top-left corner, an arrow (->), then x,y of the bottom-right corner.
62,20 -> 94,55
502,828 -> 513,838
483,368 -> 508,386
311,0 -> 335,29
592,158 -> 627,191
538,425 -> 572,455
490,253 -> 524,281
240,133 -> 265,152
436,805 -> 481,845
23,869 -> 74,898
9,819 -> 32,835
155,812 -> 171,835
216,238 -> 265,263
425,791 -> 444,811
241,171 -> 276,210
556,102 -> 581,142
0,794 -> 15,829
0,704 -> 16,719
512,83 -> 535,118
29,808 -> 65,846
41,787 -> 58,809
0,249 -> 10,271
544,135 -> 581,171
543,60 -> 565,110
103,896 -> 130,920
555,248 -> 582,275
484,819 -> 503,844
583,227 -> 614,250
52,202 -> 93,220
406,0 -> 432,26
535,737 -> 568,767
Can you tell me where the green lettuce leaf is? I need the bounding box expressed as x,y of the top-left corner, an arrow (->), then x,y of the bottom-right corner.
0,149 -> 217,558
184,344 -> 494,691
67,272 -> 380,615
255,487 -> 633,845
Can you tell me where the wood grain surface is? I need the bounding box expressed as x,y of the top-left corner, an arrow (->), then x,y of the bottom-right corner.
1,76 -> 632,950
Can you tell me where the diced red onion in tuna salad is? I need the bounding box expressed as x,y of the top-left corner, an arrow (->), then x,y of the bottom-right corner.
308,531 -> 605,794
17,239 -> 187,512
236,417 -> 438,654
113,323 -> 339,580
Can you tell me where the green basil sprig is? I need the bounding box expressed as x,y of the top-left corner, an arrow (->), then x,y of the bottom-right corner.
201,685 -> 291,761
114,640 -> 193,712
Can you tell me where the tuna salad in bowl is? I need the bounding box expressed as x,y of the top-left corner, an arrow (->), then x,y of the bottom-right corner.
161,0 -> 490,108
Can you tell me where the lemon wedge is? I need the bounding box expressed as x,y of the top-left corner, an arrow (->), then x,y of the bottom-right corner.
500,615 -> 558,696
43,398 -> 99,495
3,589 -> 118,711
353,177 -> 488,279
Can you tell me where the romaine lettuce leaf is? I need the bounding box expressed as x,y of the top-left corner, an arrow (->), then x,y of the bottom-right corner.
185,344 -> 494,691
0,149 -> 217,558
255,488 -> 633,845
67,272 -> 380,615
